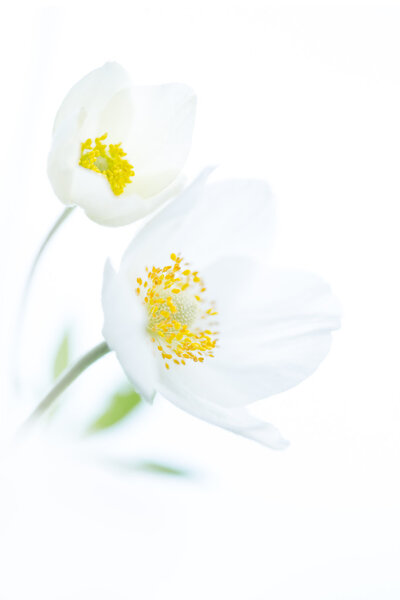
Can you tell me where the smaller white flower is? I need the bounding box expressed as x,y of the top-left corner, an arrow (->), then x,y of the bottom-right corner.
47,62 -> 196,226
102,171 -> 340,448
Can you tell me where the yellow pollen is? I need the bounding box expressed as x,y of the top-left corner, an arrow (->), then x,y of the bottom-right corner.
135,253 -> 218,368
79,132 -> 134,196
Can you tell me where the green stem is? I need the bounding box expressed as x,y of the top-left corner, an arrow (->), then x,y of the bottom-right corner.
13,206 -> 76,389
19,341 -> 111,433
23,206 -> 76,300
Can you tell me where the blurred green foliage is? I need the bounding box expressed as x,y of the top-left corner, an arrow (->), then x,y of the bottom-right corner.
136,461 -> 190,477
105,459 -> 191,478
51,334 -> 192,478
52,331 -> 70,380
88,385 -> 142,433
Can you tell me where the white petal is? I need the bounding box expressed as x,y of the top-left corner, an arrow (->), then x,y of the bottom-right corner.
162,261 -> 340,407
120,168 -> 212,273
96,88 -> 134,141
122,83 -> 196,198
156,381 -> 289,450
181,178 -> 276,264
101,261 -> 159,401
69,165 -> 187,227
120,171 -> 276,272
47,109 -> 85,206
52,62 -> 130,134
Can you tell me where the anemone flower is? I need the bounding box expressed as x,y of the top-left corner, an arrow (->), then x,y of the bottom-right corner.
47,62 -> 196,226
101,171 -> 340,448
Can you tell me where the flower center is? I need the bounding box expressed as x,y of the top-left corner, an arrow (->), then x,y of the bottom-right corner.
79,132 -> 134,196
135,253 -> 218,369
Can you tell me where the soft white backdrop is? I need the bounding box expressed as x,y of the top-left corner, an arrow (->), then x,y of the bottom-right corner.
1,1 -> 400,598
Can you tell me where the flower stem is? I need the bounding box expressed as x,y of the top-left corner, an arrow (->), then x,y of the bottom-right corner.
19,341 -> 111,434
24,206 -> 76,298
13,206 -> 76,390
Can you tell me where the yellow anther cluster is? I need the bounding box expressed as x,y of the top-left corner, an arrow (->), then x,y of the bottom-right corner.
136,253 -> 218,369
79,133 -> 134,196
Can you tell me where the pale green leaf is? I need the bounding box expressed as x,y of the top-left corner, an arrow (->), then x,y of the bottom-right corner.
136,461 -> 190,477
88,385 -> 142,433
53,331 -> 70,381
104,459 -> 191,477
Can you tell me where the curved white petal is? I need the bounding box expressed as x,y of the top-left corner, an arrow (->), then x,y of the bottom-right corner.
101,261 -> 159,401
95,87 -> 134,141
156,382 -> 289,450
162,260 -> 340,407
120,168 -> 212,274
123,83 -> 196,198
70,164 -> 187,227
53,62 -> 130,134
48,64 -> 196,226
121,170 -> 276,271
47,110 -> 83,206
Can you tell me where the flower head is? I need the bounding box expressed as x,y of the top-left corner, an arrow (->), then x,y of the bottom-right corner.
47,63 -> 196,226
102,171 -> 340,448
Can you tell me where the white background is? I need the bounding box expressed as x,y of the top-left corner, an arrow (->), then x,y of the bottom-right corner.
1,1 -> 400,598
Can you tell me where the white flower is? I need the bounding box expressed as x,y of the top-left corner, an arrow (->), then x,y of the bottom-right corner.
47,62 -> 196,226
101,171 -> 340,448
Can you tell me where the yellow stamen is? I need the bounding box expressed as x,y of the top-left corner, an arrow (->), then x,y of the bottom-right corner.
79,132 -> 134,196
135,253 -> 218,367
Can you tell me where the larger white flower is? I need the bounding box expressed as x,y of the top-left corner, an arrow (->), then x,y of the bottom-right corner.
47,62 -> 196,226
101,171 -> 340,448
